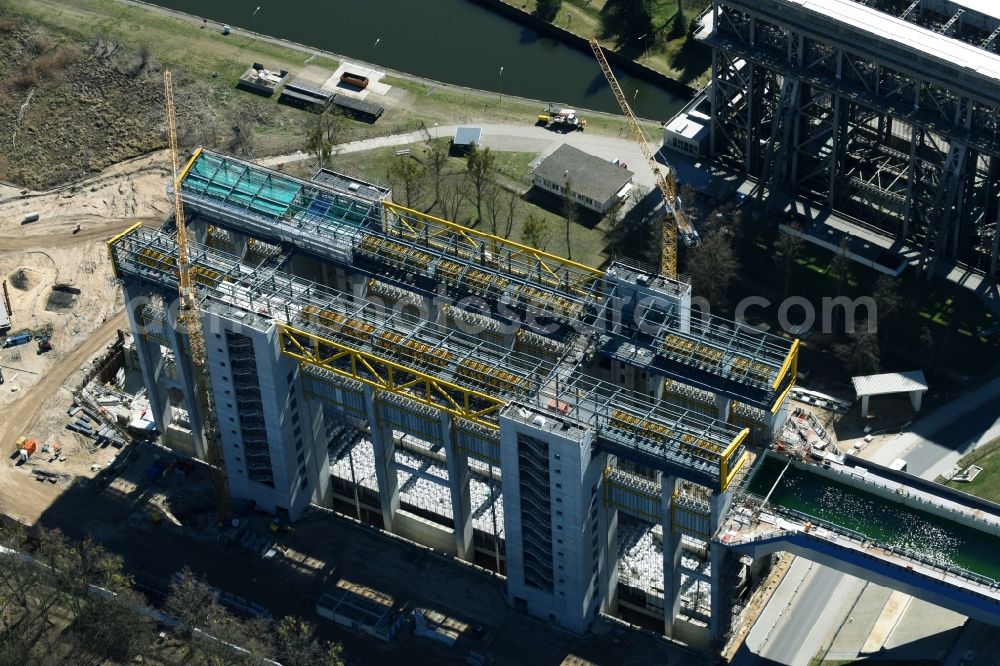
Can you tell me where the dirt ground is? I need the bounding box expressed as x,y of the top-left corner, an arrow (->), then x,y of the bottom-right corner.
0,150 -> 175,524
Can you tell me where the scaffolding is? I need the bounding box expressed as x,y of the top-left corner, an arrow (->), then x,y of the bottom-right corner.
110,225 -> 754,489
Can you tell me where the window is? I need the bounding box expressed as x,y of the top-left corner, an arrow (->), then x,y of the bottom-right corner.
287,371 -> 295,385
297,452 -> 305,465
293,425 -> 301,438
292,412 -> 300,425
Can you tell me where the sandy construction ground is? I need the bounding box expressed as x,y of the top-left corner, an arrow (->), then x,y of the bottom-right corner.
0,150 -> 172,523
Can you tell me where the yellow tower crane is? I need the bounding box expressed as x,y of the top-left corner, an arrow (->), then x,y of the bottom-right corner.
164,69 -> 232,522
589,38 -> 697,280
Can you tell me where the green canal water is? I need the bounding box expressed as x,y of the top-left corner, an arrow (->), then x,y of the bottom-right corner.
746,455 -> 1000,582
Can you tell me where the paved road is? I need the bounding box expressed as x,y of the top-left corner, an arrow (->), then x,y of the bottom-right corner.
739,384 -> 1000,665
259,122 -> 662,192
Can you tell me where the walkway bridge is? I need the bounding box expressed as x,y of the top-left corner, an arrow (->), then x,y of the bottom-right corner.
720,452 -> 1000,624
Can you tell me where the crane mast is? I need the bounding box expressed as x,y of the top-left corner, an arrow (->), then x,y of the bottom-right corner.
164,70 -> 232,522
589,38 -> 696,280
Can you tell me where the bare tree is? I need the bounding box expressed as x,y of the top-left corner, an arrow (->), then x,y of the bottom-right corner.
775,224 -> 804,297
440,175 -> 468,223
501,189 -> 522,239
484,182 -> 504,237
872,275 -> 903,350
465,146 -> 497,227
273,616 -> 345,666
601,201 -> 626,257
386,157 -> 428,210
835,329 -> 880,374
685,230 -> 739,309
830,236 -> 852,297
425,141 -> 449,212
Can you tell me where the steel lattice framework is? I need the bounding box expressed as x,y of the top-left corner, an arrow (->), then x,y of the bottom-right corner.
703,0 -> 1000,275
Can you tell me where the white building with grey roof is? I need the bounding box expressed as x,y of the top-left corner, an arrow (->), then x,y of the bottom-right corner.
530,144 -> 634,214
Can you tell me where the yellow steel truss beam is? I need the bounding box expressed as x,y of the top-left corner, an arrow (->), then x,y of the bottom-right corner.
106,222 -> 144,278
381,201 -> 603,278
770,339 -> 800,414
278,324 -> 503,430
177,146 -> 204,186
719,427 -> 750,492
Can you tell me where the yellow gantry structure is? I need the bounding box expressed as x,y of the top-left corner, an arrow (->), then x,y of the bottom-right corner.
109,143 -> 802,493
278,324 -> 507,430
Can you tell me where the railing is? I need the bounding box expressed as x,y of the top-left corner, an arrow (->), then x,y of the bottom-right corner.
737,492 -> 1000,591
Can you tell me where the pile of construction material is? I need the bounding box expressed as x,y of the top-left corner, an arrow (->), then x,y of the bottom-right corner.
65,403 -> 127,448
329,435 -> 505,535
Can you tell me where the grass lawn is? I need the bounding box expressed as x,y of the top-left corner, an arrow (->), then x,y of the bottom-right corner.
940,439 -> 1000,503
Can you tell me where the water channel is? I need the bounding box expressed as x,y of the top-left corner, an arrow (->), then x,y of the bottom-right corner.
746,455 -> 1000,581
143,0 -> 689,120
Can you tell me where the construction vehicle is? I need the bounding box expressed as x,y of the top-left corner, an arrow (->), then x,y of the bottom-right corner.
72,223 -> 82,234
164,70 -> 232,522
37,337 -> 52,354
539,104 -> 586,132
589,39 -> 699,279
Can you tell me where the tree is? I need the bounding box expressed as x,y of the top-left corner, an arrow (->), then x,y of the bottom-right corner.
872,275 -> 902,349
274,616 -> 345,666
386,157 -> 428,210
685,230 -> 740,309
166,567 -> 225,633
501,189 -> 522,239
440,175 -> 468,224
601,0 -> 654,43
306,107 -> 346,167
834,329 -> 881,375
425,141 -> 450,212
71,590 -> 156,664
563,179 -> 578,260
533,0 -> 562,22
465,146 -> 497,227
522,213 -> 551,251
775,225 -> 804,297
485,183 -> 521,238
601,201 -> 627,257
920,326 -> 935,374
829,237 -> 852,297
670,0 -> 688,38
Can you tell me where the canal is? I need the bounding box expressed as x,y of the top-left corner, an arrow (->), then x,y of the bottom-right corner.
142,0 -> 689,120
746,455 -> 1000,581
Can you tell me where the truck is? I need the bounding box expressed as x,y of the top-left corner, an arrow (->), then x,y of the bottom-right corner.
21,212 -> 39,225
539,105 -> 586,132
3,333 -> 32,348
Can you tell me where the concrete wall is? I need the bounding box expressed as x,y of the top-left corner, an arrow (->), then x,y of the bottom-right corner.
500,409 -> 606,634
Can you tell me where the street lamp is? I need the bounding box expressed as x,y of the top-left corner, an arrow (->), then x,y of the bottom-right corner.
251,6 -> 260,36
499,65 -> 504,103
